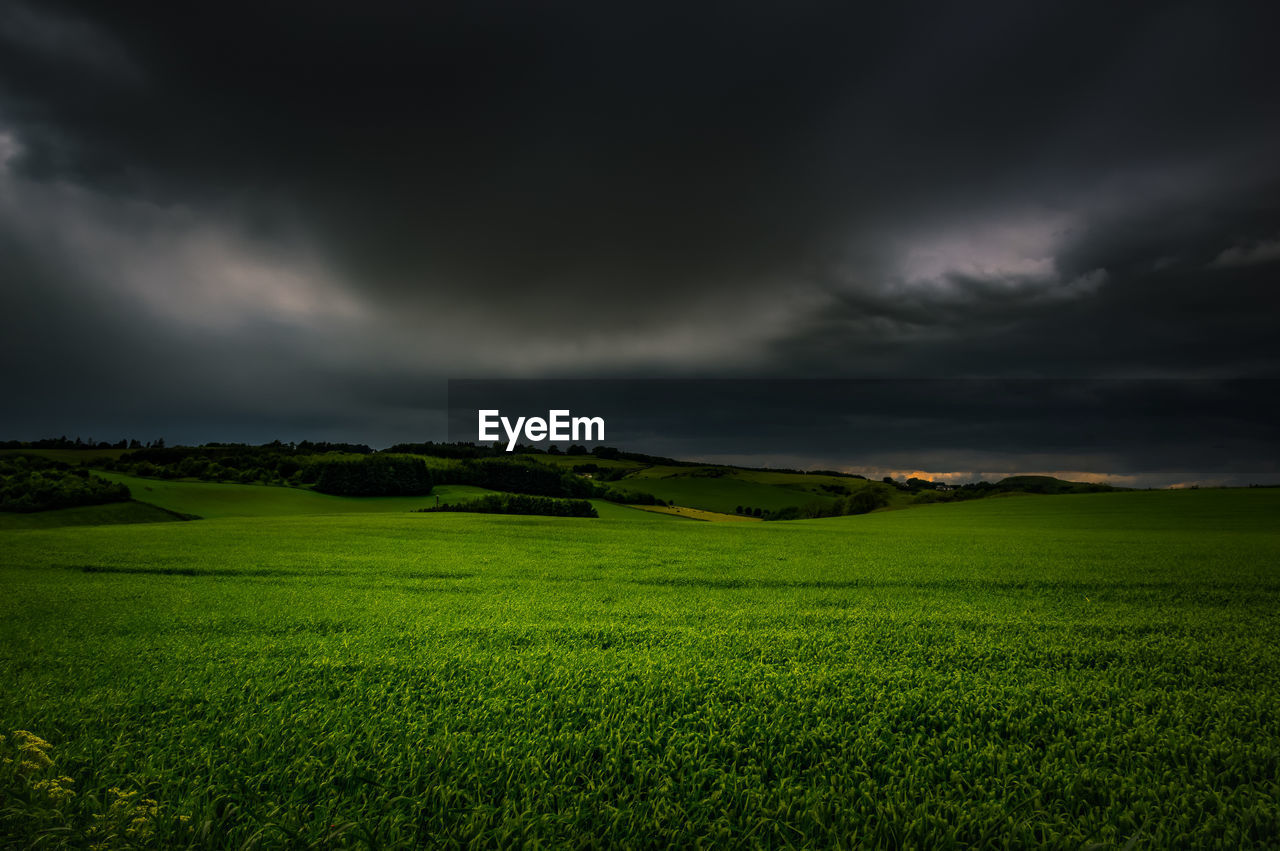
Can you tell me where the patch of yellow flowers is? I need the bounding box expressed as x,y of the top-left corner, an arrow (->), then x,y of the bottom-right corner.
88,787 -> 163,848
2,730 -> 77,807
3,729 -> 191,847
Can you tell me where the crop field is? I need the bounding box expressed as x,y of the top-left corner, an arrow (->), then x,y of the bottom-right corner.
2,489 -> 1279,847
627,505 -> 763,522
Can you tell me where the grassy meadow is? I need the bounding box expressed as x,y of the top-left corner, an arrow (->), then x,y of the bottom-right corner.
2,486 -> 1279,847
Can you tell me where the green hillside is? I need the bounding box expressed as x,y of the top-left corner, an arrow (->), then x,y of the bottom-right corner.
993,474 -> 1119,494
0,500 -> 183,530
602,464 -> 891,514
2,446 -> 1136,524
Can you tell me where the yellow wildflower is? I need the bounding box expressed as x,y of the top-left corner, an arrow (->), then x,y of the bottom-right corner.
31,775 -> 76,806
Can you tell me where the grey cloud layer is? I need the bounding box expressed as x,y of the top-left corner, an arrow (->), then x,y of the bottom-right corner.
1,0 -> 1278,455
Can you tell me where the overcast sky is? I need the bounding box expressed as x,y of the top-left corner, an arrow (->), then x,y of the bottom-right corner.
2,1 -> 1277,481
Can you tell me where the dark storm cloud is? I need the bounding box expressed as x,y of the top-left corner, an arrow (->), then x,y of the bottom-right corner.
1,0 -> 1278,464
448,379 -> 1280,487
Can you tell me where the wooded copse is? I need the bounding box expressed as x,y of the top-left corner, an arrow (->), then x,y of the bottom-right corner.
0,456 -> 131,512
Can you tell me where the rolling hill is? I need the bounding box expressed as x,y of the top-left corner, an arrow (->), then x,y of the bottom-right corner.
2,444 -> 1136,527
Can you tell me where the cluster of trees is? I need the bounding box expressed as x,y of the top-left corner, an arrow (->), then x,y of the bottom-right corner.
755,487 -> 892,521
313,456 -> 434,496
882,476 -> 951,493
418,494 -> 597,518
0,456 -> 131,512
569,463 -> 630,482
600,489 -> 666,506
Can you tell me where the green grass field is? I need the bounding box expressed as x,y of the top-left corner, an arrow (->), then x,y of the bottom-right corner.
2,488 -> 1278,847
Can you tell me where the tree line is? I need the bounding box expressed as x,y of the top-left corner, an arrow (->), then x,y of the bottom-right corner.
418,494 -> 597,518
313,456 -> 434,496
0,456 -> 131,513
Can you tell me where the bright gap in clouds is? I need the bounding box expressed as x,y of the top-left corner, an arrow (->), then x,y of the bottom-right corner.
898,214 -> 1068,286
890,210 -> 1109,303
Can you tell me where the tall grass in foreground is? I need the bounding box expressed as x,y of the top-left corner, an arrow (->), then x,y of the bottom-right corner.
1,489 -> 1278,847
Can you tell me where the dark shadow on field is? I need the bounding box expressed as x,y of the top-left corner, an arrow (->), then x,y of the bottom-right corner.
54,563 -> 349,578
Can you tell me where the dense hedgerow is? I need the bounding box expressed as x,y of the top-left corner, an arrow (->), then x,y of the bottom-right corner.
0,456 -> 131,512
420,493 -> 597,517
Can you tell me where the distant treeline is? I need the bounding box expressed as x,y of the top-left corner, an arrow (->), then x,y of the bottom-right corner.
418,494 -> 597,518
87,444 -> 668,503
2,436 -> 376,454
568,463 -> 630,482
94,443 -> 375,486
1,436 -> 153,450
908,475 -> 1120,503
0,455 -> 131,513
